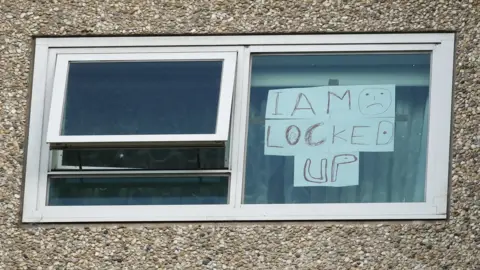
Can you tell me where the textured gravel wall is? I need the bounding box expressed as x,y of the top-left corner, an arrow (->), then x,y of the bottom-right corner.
0,0 -> 479,269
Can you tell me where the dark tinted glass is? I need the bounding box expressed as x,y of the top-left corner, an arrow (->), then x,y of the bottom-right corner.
48,176 -> 228,205
54,147 -> 227,170
62,61 -> 223,135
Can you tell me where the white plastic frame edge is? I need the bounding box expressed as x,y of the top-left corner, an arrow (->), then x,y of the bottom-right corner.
35,33 -> 453,47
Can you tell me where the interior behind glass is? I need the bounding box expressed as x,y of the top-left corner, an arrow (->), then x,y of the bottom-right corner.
50,147 -> 228,171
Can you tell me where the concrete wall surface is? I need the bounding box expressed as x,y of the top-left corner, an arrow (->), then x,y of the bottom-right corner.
0,0 -> 479,269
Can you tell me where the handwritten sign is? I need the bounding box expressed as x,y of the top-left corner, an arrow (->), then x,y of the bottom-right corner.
265,118 -> 394,156
264,85 -> 395,187
266,85 -> 395,119
294,153 -> 360,187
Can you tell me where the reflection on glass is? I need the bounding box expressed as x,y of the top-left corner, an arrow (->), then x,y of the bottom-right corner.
48,176 -> 228,205
62,61 -> 223,135
52,147 -> 227,170
244,53 -> 430,204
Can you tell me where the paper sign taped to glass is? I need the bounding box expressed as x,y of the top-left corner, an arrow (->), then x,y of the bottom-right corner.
264,85 -> 396,187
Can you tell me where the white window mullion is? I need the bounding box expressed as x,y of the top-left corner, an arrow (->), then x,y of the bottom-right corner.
229,46 -> 250,208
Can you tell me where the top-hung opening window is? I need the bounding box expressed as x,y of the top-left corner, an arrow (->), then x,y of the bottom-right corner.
23,33 -> 455,223
47,52 -> 236,146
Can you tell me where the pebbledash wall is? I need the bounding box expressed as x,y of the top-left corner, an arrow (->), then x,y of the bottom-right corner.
0,0 -> 479,269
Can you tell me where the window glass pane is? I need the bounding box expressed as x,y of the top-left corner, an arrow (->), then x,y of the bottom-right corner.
52,147 -> 227,170
62,61 -> 223,135
244,53 -> 430,204
48,176 -> 228,205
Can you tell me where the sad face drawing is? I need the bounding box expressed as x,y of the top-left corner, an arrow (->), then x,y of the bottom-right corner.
358,88 -> 392,115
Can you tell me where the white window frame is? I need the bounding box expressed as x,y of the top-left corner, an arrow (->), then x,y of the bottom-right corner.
23,33 -> 455,223
46,51 -> 237,147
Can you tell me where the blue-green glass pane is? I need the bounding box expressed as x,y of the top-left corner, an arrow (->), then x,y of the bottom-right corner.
48,176 -> 228,205
62,61 -> 222,135
244,53 -> 430,204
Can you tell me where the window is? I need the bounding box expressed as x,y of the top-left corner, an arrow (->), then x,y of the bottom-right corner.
23,34 -> 455,222
47,52 -> 236,145
245,53 -> 431,204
